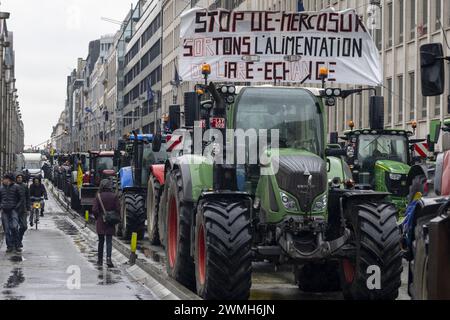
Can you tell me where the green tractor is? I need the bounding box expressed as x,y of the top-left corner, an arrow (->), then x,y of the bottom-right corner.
342,125 -> 422,213
155,76 -> 403,300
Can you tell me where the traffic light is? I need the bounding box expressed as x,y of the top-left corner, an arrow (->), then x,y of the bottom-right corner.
104,111 -> 109,122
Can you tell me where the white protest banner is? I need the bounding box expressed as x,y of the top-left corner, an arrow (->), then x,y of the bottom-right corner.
179,8 -> 382,86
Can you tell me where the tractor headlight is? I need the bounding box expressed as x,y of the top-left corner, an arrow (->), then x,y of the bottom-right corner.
312,194 -> 328,212
346,146 -> 355,158
389,173 -> 402,181
280,192 -> 298,211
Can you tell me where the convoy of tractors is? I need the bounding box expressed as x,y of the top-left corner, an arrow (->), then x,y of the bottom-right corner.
47,41 -> 450,300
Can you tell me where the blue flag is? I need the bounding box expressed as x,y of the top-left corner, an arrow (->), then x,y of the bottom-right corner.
147,78 -> 154,104
298,0 -> 305,12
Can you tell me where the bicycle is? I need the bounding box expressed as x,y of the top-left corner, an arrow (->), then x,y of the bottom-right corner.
31,197 -> 44,230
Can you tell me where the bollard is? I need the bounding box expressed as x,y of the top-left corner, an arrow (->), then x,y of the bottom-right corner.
84,210 -> 89,227
130,232 -> 138,265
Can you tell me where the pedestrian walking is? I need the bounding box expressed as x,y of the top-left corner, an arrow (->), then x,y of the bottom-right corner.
92,179 -> 120,268
15,173 -> 30,248
0,173 -> 25,253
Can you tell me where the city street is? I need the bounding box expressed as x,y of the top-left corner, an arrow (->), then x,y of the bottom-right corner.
1,0 -> 449,303
14,181 -> 407,301
0,191 -> 156,300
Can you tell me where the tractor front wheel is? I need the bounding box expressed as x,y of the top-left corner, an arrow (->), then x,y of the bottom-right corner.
119,193 -> 146,240
340,202 -> 403,300
147,174 -> 162,246
195,200 -> 252,300
164,170 -> 195,291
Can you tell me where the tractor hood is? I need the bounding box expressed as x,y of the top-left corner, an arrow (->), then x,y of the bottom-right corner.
375,160 -> 410,174
272,152 -> 327,213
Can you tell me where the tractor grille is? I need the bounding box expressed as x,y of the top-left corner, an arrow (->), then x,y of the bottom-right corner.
385,173 -> 409,197
274,155 -> 327,213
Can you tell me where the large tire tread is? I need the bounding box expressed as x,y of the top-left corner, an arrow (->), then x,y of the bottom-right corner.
196,200 -> 252,300
342,202 -> 403,300
164,170 -> 196,291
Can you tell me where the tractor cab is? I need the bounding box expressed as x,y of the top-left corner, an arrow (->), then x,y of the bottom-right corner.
117,134 -> 168,190
87,151 -> 116,186
344,129 -> 411,182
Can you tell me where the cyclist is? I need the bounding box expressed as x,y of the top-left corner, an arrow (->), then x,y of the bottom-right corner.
29,178 -> 48,227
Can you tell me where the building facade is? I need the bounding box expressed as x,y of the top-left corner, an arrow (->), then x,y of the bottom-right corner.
302,0 -> 450,150
120,0 -> 163,136
0,15 -> 24,175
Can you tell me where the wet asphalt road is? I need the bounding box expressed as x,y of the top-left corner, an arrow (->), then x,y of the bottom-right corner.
0,194 -> 156,300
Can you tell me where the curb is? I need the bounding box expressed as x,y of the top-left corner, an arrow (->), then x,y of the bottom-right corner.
47,181 -> 200,300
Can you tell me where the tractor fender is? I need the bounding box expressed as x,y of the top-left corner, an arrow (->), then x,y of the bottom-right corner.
165,157 -> 193,203
328,188 -> 391,221
413,196 -> 449,225
150,164 -> 165,186
407,163 -> 435,189
119,167 -> 134,191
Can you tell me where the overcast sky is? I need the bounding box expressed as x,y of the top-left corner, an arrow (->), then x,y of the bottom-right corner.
2,0 -> 136,148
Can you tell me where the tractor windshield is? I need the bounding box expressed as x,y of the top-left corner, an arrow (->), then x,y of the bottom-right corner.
141,143 -> 168,186
96,157 -> 114,172
235,87 -> 324,155
358,134 -> 408,171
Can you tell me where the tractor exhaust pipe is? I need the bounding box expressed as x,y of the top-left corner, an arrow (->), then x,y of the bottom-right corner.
369,96 -> 385,130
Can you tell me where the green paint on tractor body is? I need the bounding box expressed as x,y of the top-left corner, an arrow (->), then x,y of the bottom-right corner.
186,86 -> 343,225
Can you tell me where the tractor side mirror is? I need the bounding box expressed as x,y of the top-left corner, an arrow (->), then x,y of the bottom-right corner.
325,148 -> 347,157
152,134 -> 162,153
169,105 -> 181,131
184,92 -> 200,128
329,132 -> 339,144
429,119 -> 442,144
420,43 -> 445,97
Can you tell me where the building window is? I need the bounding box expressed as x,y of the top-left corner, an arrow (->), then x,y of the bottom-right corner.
410,0 -> 416,39
435,0 -> 442,31
409,72 -> 415,121
419,0 -> 428,36
397,75 -> 403,123
397,0 -> 404,44
421,96 -> 427,119
435,95 -> 441,117
387,78 -> 393,124
387,2 -> 393,48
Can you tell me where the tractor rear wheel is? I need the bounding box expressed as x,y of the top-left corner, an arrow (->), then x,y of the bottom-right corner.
164,170 -> 195,291
120,193 -> 146,241
147,174 -> 161,246
194,200 -> 252,300
340,202 -> 403,300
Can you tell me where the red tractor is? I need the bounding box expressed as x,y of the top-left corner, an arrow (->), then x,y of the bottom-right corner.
80,151 -> 116,214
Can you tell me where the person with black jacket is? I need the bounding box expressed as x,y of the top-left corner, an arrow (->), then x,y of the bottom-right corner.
29,178 -> 48,222
0,173 -> 24,253
15,173 -> 30,248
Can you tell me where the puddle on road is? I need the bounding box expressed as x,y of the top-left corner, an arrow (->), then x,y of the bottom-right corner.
54,216 -> 127,289
9,255 -> 25,263
4,268 -> 25,289
97,271 -> 122,286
